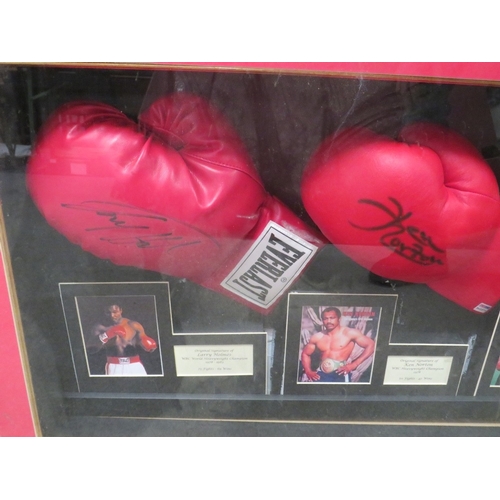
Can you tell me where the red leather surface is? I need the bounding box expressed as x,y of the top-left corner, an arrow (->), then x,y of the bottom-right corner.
105,325 -> 127,339
302,123 -> 500,309
140,336 -> 157,352
26,93 -> 324,312
425,228 -> 500,312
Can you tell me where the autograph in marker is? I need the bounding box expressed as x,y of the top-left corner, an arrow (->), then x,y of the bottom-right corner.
349,197 -> 445,266
61,201 -> 212,252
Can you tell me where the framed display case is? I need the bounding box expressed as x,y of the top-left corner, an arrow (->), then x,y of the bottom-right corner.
2,62 -> 500,436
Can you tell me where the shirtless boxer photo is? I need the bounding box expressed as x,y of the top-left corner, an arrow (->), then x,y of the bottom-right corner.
88,303 -> 158,376
300,307 -> 376,383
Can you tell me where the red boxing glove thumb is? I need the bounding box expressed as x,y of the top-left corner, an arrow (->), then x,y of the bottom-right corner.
99,325 -> 126,344
140,336 -> 157,352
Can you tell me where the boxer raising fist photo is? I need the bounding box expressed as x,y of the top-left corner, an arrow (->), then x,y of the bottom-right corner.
91,303 -> 157,376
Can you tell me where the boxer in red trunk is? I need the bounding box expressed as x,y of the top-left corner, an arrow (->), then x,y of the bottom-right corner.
92,304 -> 157,376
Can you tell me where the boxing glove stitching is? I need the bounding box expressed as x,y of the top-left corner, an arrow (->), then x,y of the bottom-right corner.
181,150 -> 265,188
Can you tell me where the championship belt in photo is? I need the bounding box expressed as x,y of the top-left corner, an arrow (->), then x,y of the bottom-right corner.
319,358 -> 345,373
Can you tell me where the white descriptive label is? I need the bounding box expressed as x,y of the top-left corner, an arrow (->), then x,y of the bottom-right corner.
221,221 -> 318,308
174,345 -> 253,377
383,356 -> 453,385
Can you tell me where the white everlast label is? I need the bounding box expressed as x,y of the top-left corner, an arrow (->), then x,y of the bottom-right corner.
474,303 -> 492,313
221,221 -> 318,309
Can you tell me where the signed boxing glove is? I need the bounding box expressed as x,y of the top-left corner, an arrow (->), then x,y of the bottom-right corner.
99,325 -> 126,344
27,93 -> 324,312
301,122 -> 500,285
399,123 -> 500,313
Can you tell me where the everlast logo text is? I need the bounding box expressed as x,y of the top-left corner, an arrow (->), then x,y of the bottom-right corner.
231,233 -> 305,302
221,222 -> 318,309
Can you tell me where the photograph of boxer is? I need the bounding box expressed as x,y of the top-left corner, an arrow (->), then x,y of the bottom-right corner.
78,296 -> 162,377
490,356 -> 500,386
298,306 -> 378,383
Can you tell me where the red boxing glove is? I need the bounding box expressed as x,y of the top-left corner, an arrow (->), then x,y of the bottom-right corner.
423,230 -> 500,313
140,335 -> 157,352
301,123 -> 500,286
399,124 -> 500,314
99,325 -> 126,344
27,93 -> 325,312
